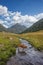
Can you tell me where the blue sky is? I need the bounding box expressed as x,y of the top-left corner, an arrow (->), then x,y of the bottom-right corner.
0,0 -> 43,15
0,0 -> 43,28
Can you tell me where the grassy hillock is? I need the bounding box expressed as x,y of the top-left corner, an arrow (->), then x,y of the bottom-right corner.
0,32 -> 20,65
19,30 -> 43,51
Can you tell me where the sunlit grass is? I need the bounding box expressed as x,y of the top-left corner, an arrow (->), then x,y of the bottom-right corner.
0,31 -> 43,65
0,32 -> 20,65
19,30 -> 43,51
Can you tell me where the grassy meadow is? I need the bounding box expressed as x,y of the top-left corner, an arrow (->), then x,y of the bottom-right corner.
19,30 -> 43,51
0,31 -> 43,65
0,32 -> 20,65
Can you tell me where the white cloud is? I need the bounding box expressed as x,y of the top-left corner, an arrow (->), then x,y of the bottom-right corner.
28,16 -> 37,22
0,5 -> 43,28
5,17 -> 11,21
3,24 -> 8,28
0,20 -> 8,28
13,16 -> 20,21
0,20 -> 4,24
0,5 -> 9,16
13,14 -> 37,27
34,13 -> 43,20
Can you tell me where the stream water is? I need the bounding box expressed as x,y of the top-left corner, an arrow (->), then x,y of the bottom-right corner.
7,39 -> 43,65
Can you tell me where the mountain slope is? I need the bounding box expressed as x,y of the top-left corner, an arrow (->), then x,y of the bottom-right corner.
22,19 -> 43,33
8,23 -> 26,33
0,24 -> 7,32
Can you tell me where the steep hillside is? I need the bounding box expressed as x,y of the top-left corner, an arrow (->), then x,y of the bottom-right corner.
0,24 -> 7,32
0,23 -> 26,33
8,23 -> 26,33
22,19 -> 43,33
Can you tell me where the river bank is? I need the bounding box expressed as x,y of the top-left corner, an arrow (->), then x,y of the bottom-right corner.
7,39 -> 43,65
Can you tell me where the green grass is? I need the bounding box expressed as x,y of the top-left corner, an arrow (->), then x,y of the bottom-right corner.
0,31 -> 43,65
0,32 -> 20,65
19,30 -> 43,51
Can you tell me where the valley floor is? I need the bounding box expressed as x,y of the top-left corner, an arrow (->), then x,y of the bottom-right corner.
0,30 -> 43,65
7,39 -> 43,65
19,30 -> 43,51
